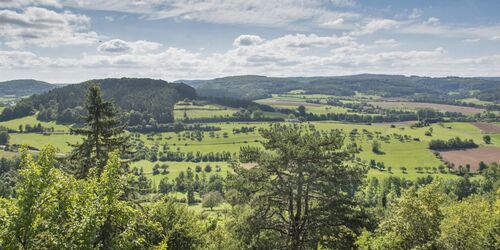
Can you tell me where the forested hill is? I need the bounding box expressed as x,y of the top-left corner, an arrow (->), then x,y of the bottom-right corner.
2,78 -> 197,124
189,74 -> 500,101
0,79 -> 62,97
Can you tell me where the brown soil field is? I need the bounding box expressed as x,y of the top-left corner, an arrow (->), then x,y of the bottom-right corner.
369,101 -> 484,115
439,147 -> 500,171
471,122 -> 500,133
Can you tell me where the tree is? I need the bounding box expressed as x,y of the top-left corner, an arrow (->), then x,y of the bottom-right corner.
483,135 -> 491,144
202,191 -> 224,210
358,182 -> 444,249
297,105 -> 306,116
372,140 -> 382,154
0,131 -> 8,145
439,195 -> 498,250
230,124 -> 367,249
69,84 -> 129,178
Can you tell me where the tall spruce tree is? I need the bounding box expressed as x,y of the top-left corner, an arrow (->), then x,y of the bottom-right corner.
69,84 -> 129,178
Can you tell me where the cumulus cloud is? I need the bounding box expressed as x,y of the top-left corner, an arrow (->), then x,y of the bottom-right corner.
423,17 -> 440,25
233,35 -> 264,47
351,19 -> 399,35
374,39 -> 400,48
5,32 -> 499,82
408,8 -> 422,19
97,39 -> 162,53
0,7 -> 98,48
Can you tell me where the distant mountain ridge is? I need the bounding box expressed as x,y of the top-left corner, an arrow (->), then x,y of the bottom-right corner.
182,74 -> 500,102
0,79 -> 63,97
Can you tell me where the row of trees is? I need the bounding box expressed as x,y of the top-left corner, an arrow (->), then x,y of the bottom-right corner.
429,137 -> 478,150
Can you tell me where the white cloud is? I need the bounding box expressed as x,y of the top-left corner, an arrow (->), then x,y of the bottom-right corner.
462,38 -> 480,43
55,0 -> 359,28
233,35 -> 265,47
97,39 -> 162,53
321,18 -> 345,27
374,39 -> 400,48
6,32 -> 500,82
0,7 -> 98,48
408,8 -> 422,19
491,36 -> 500,41
0,0 -> 60,8
351,19 -> 399,36
423,17 -> 440,25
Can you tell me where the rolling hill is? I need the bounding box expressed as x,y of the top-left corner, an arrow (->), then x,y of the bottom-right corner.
0,79 -> 63,98
1,78 -> 197,124
187,74 -> 500,102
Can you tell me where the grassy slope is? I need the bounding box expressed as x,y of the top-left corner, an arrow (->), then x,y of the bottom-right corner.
0,114 -> 70,131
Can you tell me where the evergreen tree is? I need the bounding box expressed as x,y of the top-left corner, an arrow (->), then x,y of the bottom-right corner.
69,84 -> 129,178
230,124 -> 367,249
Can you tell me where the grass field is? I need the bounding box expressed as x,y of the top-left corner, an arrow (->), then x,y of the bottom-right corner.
4,119 -> 499,181
0,114 -> 70,131
256,94 -> 350,115
131,160 -> 231,187
459,98 -> 496,106
369,101 -> 485,115
174,103 -> 238,120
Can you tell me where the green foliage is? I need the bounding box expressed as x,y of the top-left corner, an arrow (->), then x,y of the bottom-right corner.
439,195 -> 498,250
358,182 -> 444,249
230,124 -> 367,248
483,135 -> 492,144
202,191 -> 224,210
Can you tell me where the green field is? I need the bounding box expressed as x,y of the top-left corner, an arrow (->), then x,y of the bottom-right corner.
0,114 -> 70,131
174,103 -> 238,120
3,118 -> 499,181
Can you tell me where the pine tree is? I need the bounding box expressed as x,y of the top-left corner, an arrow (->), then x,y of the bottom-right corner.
69,84 -> 129,178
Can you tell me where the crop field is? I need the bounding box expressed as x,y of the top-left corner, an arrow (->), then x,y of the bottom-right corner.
369,101 -> 485,115
471,122 -> 500,133
439,147 -> 500,171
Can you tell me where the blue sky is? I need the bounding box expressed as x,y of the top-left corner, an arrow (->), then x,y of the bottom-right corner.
1,0 -> 500,83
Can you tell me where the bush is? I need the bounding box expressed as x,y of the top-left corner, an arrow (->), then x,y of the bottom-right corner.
204,164 -> 212,172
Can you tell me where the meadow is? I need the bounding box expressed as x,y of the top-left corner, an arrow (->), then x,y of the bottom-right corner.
2,99 -> 499,185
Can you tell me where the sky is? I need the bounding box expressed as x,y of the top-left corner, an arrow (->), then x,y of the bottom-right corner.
1,0 -> 500,83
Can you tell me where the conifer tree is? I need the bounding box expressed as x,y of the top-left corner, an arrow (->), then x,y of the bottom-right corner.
69,84 -> 129,178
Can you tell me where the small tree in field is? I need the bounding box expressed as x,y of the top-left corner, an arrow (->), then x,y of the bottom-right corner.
372,140 -> 382,154
483,135 -> 491,144
202,191 -> 224,210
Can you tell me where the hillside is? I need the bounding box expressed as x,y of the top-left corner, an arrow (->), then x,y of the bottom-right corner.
1,78 -> 197,124
0,79 -> 62,97
189,74 -> 500,102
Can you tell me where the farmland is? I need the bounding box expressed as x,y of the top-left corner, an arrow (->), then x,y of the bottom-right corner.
369,101 -> 485,115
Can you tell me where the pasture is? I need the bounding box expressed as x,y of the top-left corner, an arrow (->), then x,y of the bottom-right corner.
369,101 -> 485,115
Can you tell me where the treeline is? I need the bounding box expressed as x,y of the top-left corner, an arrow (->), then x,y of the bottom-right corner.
126,122 -> 221,133
155,150 -> 232,162
429,137 -> 478,150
